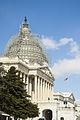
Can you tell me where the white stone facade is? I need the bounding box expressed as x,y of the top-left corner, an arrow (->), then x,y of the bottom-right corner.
0,57 -> 77,120
0,17 -> 79,120
0,57 -> 54,103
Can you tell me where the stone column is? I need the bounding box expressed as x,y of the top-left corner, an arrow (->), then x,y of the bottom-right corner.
44,80 -> 46,100
39,78 -> 41,100
41,78 -> 42,100
22,73 -> 24,82
23,73 -> 25,90
50,83 -> 53,100
18,71 -> 20,78
49,83 -> 50,99
6,117 -> 8,120
38,76 -> 40,101
45,80 -> 47,100
47,82 -> 48,100
51,84 -> 53,100
47,82 -> 49,100
25,75 -> 27,91
20,72 -> 22,80
48,82 -> 50,100
43,80 -> 45,100
26,75 -> 29,93
42,79 -> 43,100
31,77 -> 35,102
23,73 -> 25,83
35,75 -> 37,102
49,83 -> 51,99
29,77 -> 32,97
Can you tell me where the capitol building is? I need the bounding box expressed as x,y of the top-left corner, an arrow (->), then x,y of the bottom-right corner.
0,17 -> 80,120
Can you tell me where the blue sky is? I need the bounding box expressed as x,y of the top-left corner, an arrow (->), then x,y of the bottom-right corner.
0,0 -> 80,100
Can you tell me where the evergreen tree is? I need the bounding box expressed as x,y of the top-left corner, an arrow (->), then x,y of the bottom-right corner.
0,62 -> 6,76
0,66 -> 39,119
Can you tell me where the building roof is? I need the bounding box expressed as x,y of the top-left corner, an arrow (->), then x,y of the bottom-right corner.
53,92 -> 75,101
3,17 -> 50,66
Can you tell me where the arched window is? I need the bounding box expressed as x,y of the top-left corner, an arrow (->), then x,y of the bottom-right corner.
60,117 -> 64,120
42,109 -> 52,120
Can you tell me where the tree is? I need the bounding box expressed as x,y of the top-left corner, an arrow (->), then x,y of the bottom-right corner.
28,103 -> 39,118
0,66 -> 39,119
0,62 -> 6,77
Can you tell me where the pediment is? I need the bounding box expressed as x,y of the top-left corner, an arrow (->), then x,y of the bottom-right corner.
70,93 -> 75,101
39,66 -> 55,80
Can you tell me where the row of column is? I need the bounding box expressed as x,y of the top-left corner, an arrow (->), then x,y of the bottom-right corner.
19,71 -> 53,102
37,76 -> 53,101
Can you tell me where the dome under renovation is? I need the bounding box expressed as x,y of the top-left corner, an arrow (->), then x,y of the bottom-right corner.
3,17 -> 50,65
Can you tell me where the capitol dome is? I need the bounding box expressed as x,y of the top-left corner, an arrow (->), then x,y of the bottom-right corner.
3,17 -> 49,65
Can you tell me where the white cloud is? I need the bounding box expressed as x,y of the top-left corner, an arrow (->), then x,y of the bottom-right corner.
41,35 -> 80,78
41,36 -> 58,49
41,36 -> 73,50
70,41 -> 80,55
52,58 -> 80,78
41,35 -> 80,57
58,38 -> 73,46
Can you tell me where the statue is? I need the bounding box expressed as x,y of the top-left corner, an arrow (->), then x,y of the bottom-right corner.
24,16 -> 27,23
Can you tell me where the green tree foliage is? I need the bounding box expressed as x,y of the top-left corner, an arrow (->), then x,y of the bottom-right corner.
0,62 -> 6,77
0,66 -> 39,119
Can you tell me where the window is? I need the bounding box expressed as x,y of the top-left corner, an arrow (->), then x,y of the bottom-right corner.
54,98 -> 58,101
64,100 -> 67,104
60,117 -> 64,120
38,118 -> 45,120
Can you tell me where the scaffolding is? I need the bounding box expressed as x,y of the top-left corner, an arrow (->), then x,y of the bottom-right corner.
3,17 -> 51,66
